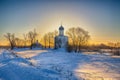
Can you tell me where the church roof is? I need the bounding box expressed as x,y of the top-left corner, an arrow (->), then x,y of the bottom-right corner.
59,25 -> 64,30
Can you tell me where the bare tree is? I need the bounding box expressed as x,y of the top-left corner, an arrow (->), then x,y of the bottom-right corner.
66,27 -> 90,52
47,32 -> 53,48
28,31 -> 35,49
33,29 -> 38,44
43,34 -> 48,48
53,30 -> 58,37
15,38 -> 24,48
66,27 -> 77,52
4,33 -> 16,50
48,32 -> 50,48
27,29 -> 38,49
76,27 -> 90,52
15,38 -> 20,47
42,30 -> 58,48
23,33 -> 27,47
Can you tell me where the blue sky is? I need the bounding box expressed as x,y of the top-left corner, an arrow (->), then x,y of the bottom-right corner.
0,0 -> 120,45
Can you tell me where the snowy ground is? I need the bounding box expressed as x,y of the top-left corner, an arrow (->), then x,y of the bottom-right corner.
0,48 -> 120,80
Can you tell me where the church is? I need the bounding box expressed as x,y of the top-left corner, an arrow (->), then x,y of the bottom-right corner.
54,25 -> 68,49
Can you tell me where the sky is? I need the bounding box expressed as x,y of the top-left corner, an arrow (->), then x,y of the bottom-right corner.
0,0 -> 120,45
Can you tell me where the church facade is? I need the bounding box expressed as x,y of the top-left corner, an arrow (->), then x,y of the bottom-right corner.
54,25 -> 68,49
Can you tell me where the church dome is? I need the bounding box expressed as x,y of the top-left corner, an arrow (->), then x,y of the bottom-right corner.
59,25 -> 64,30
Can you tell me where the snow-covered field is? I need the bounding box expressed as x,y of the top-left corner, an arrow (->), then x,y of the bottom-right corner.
0,48 -> 120,80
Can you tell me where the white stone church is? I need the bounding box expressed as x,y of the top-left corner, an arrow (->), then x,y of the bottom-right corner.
54,25 -> 68,49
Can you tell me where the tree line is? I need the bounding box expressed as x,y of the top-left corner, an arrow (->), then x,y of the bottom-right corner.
4,26 -> 120,54
4,29 -> 38,50
4,27 -> 91,53
4,29 -> 59,50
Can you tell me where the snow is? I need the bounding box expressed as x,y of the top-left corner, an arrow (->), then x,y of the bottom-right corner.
0,48 -> 120,80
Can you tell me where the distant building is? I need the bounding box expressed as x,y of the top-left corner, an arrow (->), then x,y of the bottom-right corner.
55,25 -> 68,49
33,40 -> 42,48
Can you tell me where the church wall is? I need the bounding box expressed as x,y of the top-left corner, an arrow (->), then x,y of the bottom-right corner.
54,36 -> 68,49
